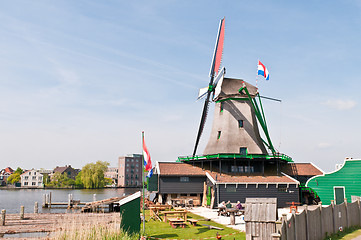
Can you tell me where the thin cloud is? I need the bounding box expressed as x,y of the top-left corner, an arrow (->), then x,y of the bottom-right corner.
323,99 -> 356,110
317,142 -> 333,149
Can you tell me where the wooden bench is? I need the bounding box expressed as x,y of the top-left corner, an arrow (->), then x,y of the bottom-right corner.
188,219 -> 198,226
168,217 -> 186,228
171,222 -> 187,228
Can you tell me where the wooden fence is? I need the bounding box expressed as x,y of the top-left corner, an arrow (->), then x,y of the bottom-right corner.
278,199 -> 361,240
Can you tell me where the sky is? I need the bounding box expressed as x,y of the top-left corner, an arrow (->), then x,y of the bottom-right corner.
1,0 -> 361,172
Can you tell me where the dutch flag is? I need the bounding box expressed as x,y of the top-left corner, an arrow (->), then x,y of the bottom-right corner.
257,60 -> 270,80
143,137 -> 153,178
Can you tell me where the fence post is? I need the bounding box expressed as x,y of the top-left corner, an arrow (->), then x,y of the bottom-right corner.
34,202 -> 38,214
49,192 -> 52,208
20,206 -> 24,220
344,198 -> 349,228
331,200 -> 335,234
292,210 -> 296,240
304,205 -> 309,240
357,198 -> 361,226
68,194 -> 71,208
1,209 -> 5,226
42,194 -> 46,208
282,213 -> 287,240
319,202 -> 323,239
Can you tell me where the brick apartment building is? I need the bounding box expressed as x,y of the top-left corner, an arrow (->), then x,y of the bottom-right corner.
118,154 -> 143,187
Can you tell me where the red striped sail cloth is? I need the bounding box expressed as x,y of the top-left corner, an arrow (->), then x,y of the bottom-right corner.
210,18 -> 225,78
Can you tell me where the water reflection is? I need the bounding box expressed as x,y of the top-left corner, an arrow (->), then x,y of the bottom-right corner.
0,188 -> 140,213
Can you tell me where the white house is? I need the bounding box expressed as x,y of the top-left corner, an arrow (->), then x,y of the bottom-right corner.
21,169 -> 44,188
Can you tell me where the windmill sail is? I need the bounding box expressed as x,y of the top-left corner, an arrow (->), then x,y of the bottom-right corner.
193,18 -> 225,157
209,18 -> 225,78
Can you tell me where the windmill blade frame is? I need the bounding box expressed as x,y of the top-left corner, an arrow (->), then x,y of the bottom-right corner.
193,18 -> 225,157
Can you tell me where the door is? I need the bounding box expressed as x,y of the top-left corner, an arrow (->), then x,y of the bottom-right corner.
334,186 -> 345,205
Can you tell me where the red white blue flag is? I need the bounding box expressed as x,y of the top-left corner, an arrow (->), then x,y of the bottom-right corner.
143,138 -> 153,178
257,60 -> 270,80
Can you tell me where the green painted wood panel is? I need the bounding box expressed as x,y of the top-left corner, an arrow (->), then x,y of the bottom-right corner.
119,196 -> 140,234
306,159 -> 361,205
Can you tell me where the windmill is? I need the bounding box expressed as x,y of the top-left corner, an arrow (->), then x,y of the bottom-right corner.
192,18 -> 290,163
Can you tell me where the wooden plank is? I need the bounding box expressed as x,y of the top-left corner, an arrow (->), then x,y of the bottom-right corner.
202,224 -> 224,230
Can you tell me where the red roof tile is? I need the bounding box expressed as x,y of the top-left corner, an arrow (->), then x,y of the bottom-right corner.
158,162 -> 206,176
158,162 -> 298,183
282,163 -> 323,176
206,171 -> 298,184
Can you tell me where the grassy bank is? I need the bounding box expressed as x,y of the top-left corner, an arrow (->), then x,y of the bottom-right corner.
144,210 -> 245,240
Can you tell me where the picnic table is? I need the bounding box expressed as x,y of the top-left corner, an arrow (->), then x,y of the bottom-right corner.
161,210 -> 187,222
226,209 -> 239,225
149,205 -> 171,221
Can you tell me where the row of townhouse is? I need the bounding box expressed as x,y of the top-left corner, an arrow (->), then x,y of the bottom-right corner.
0,165 -> 79,188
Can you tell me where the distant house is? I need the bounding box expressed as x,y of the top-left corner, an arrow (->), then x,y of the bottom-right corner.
52,165 -> 79,180
105,167 -> 118,185
21,169 -> 44,188
306,158 -> 361,205
0,167 -> 14,186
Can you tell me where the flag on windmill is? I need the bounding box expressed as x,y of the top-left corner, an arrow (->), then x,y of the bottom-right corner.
143,137 -> 153,178
257,60 -> 270,80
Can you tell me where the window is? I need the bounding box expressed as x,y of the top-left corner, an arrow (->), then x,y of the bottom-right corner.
34,172 -> 36,175
29,172 -> 31,175
238,120 -> 244,128
226,185 -> 237,192
39,177 -> 42,181
32,176 -> 36,180
220,102 -> 224,113
136,159 -> 139,162
25,176 -> 28,180
127,169 -> 129,172
217,131 -> 221,140
38,182 -> 42,186
244,166 -> 254,173
126,164 -> 129,167
238,166 -> 244,173
24,182 -> 28,186
231,166 -> 238,173
240,147 -> 247,155
131,159 -> 134,162
32,182 -> 36,186
180,177 -> 189,182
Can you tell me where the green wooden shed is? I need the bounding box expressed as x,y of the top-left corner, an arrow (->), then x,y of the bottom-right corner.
119,191 -> 141,235
306,159 -> 361,205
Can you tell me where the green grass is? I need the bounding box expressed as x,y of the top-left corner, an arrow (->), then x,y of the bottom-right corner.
324,226 -> 361,240
144,210 -> 245,240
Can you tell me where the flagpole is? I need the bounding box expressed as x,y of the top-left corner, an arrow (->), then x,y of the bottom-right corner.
142,131 -> 145,237
256,59 -> 259,88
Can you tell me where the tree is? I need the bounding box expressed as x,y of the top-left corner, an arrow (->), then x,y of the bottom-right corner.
7,173 -> 21,184
80,161 -> 109,189
14,167 -> 23,175
75,171 -> 83,188
45,172 -> 76,188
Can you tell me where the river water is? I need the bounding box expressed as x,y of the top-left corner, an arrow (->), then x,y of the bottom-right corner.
0,188 -> 140,213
